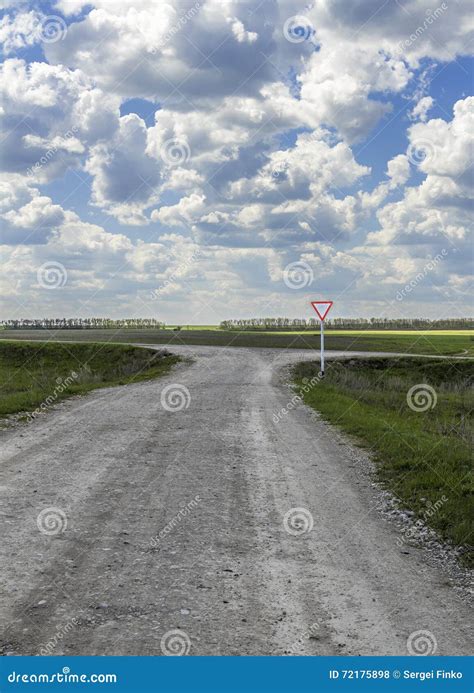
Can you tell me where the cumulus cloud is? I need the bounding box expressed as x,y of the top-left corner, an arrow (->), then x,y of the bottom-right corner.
0,177 -> 66,244
0,10 -> 43,54
44,0 -> 276,102
410,95 -> 434,122
297,45 -> 409,143
367,97 -> 473,305
0,59 -> 120,182
407,97 -> 473,186
0,1 -> 472,319
313,0 -> 472,65
85,114 -> 161,224
151,193 -> 206,226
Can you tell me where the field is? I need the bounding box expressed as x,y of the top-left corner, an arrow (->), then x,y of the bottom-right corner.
293,357 -> 474,563
0,341 -> 179,419
0,328 -> 472,356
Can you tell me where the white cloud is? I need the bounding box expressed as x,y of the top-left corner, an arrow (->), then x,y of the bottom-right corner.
298,45 -> 409,143
0,177 -> 65,244
44,0 -> 274,103
0,1 -> 472,319
369,99 -> 473,275
0,11 -> 42,54
386,154 -> 411,188
54,0 -> 90,16
410,95 -> 434,122
85,114 -> 161,224
407,97 -> 473,184
227,18 -> 258,44
151,193 -> 206,226
0,59 -> 120,182
312,0 -> 472,65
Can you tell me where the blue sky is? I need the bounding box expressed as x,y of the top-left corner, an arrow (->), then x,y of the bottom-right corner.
0,0 -> 472,322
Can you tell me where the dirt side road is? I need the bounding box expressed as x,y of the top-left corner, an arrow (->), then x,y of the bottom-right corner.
0,346 -> 471,656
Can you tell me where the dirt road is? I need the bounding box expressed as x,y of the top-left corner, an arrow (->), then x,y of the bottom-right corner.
0,346 -> 471,656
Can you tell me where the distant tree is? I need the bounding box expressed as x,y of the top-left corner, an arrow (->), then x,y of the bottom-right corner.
218,317 -> 474,331
0,318 -> 165,330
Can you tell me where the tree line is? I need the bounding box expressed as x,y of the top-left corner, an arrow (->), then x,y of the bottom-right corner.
0,318 -> 165,330
220,318 -> 474,330
2,317 -> 472,331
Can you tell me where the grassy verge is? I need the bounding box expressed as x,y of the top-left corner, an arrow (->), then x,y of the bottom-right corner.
0,341 -> 180,419
293,358 -> 473,564
0,329 -> 472,355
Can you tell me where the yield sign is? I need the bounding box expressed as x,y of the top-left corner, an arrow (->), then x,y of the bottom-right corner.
311,300 -> 333,321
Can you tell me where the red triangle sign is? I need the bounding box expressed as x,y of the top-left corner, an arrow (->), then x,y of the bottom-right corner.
311,300 -> 333,321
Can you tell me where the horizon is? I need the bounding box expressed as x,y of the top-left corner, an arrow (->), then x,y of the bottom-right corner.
2,316 -> 473,325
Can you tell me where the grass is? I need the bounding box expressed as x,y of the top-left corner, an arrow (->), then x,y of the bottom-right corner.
0,341 -> 179,419
293,357 -> 473,564
0,328 -> 472,356
254,329 -> 473,336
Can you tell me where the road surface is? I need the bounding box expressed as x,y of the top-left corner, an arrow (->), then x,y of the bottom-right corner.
0,346 -> 471,656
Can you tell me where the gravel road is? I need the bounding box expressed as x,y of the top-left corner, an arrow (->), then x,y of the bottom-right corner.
0,345 -> 471,656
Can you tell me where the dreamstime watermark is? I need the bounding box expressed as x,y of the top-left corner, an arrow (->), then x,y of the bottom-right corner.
407,629 -> 438,655
422,495 -> 448,521
273,374 -> 323,424
38,618 -> 80,655
160,138 -> 191,166
150,249 -> 202,299
271,163 -> 289,179
407,137 -> 438,167
407,384 -> 437,412
398,3 -> 448,51
283,260 -> 314,289
150,495 -> 201,548
4,12 -> 67,50
283,15 -> 315,43
160,383 -> 191,412
396,250 -> 448,301
37,261 -> 68,289
26,126 -> 79,177
396,495 -> 448,548
37,15 -> 67,43
7,669 -> 117,684
36,507 -> 68,536
286,622 -> 320,655
283,507 -> 314,536
160,629 -> 191,656
27,371 -> 80,422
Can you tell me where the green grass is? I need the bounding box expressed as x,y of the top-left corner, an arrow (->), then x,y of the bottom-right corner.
0,341 -> 179,419
0,329 -> 472,355
293,358 -> 473,564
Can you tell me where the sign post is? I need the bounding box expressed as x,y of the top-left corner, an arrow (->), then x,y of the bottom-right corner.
310,301 -> 333,376
321,319 -> 325,374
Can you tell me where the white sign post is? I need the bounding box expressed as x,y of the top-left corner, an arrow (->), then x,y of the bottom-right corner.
310,301 -> 333,376
321,319 -> 325,375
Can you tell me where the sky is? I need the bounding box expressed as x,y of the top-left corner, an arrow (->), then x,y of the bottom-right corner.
0,0 -> 472,323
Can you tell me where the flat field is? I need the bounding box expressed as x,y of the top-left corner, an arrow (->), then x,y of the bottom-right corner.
0,328 -> 472,356
0,341 -> 179,419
